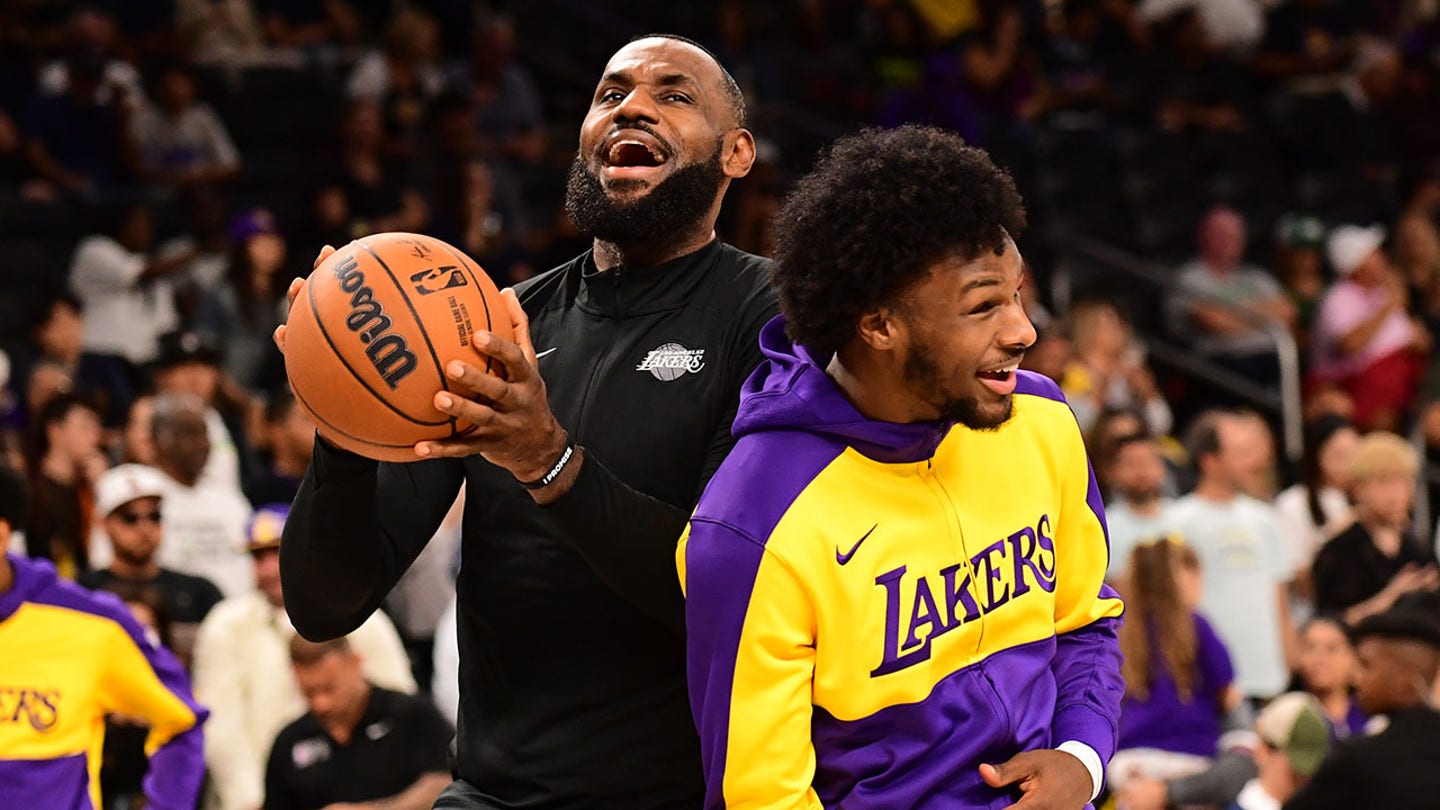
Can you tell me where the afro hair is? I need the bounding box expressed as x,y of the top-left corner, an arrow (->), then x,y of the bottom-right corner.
771,125 -> 1026,358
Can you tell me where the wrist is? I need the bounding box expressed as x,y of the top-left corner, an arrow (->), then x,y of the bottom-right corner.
517,430 -> 575,489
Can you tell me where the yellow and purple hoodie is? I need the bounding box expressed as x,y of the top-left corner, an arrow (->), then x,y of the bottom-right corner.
0,554 -> 206,810
679,317 -> 1124,809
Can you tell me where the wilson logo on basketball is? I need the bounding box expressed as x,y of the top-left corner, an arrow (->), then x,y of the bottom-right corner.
636,343 -> 705,381
410,266 -> 468,296
331,252 -> 419,389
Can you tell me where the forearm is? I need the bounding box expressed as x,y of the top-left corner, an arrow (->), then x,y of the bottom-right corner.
1338,305 -> 1397,355
281,436 -> 460,639
366,772 -> 451,810
542,450 -> 689,634
1164,750 -> 1256,805
1050,617 -> 1125,764
1342,587 -> 1399,625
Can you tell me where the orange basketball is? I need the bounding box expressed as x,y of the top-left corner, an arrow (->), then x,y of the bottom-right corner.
283,232 -> 512,462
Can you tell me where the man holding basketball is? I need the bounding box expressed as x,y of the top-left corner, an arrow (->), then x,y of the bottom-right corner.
278,35 -> 775,808
680,126 -> 1124,809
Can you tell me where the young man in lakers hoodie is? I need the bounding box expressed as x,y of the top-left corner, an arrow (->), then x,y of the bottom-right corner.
680,126 -> 1125,810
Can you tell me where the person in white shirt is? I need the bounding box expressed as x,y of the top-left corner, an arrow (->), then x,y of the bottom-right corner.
1104,430 -> 1179,584
193,503 -> 416,810
1273,415 -> 1359,609
148,392 -> 253,598
1171,411 -> 1298,700
130,62 -> 241,190
68,202 -> 193,366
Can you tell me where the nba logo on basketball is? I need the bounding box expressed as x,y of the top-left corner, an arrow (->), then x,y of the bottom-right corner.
410,266 -> 469,296
636,343 -> 705,381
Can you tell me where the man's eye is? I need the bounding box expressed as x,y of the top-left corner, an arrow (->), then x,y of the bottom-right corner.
599,90 -> 626,103
970,301 -> 999,315
665,93 -> 692,103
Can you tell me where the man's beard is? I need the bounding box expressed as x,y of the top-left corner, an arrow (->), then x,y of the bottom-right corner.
564,142 -> 725,245
905,345 -> 1013,431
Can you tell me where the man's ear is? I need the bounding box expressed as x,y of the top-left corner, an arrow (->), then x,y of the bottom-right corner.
856,307 -> 905,352
722,128 -> 756,180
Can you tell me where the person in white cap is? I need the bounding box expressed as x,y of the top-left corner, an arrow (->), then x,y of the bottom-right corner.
1309,224 -> 1430,431
79,463 -> 224,669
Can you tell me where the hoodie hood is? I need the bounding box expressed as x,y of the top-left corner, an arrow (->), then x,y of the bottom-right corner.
734,316 -> 950,464
0,554 -> 59,623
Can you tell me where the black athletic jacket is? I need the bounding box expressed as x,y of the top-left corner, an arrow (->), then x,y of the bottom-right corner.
281,239 -> 777,808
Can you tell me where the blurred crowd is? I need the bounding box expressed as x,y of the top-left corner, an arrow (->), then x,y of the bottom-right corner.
2,0 -> 1440,809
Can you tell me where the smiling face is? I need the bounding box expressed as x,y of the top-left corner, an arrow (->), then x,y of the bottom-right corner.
565,37 -> 753,245
881,239 -> 1036,429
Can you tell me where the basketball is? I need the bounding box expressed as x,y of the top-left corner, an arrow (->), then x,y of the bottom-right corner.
283,232 -> 512,462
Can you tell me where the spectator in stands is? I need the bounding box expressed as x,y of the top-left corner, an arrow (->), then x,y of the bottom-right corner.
1061,300 -> 1172,436
1171,410 -> 1297,700
36,9 -> 145,105
25,40 -> 140,198
194,209 -> 289,393
1018,327 -> 1072,385
1251,0 -> 1357,86
193,504 -> 416,810
244,392 -> 314,507
176,0 -> 275,70
1232,409 -> 1283,501
151,330 -> 247,490
255,0 -> 360,50
1274,415 -> 1358,607
1393,212 -> 1440,335
346,7 -> 446,158
1110,538 -> 1239,794
1105,430 -> 1178,582
1171,206 -> 1297,385
1272,213 -> 1329,350
949,0 -> 1049,142
131,61 -> 242,191
0,465 -> 207,810
122,395 -> 157,466
1230,692 -> 1332,810
97,579 -> 180,810
69,202 -> 192,368
451,13 -> 545,168
265,636 -> 452,810
147,392 -> 253,598
16,293 -> 134,429
1310,224 -> 1430,431
1293,615 -> 1367,740
312,100 -> 428,242
1312,431 -> 1439,623
79,463 -> 224,668
1089,406 -> 1148,491
1138,9 -> 1254,133
26,393 -> 106,580
1285,610 -> 1440,808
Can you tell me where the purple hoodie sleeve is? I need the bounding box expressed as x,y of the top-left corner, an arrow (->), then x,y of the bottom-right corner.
95,594 -> 208,809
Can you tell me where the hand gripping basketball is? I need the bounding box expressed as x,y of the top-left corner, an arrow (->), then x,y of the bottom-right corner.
276,245 -> 575,496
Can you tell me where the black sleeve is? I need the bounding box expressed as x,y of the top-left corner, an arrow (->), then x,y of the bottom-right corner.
542,280 -> 776,637
195,578 -> 224,620
280,436 -> 464,640
262,731 -> 297,810
407,696 -> 456,777
1311,540 -> 1347,614
1283,746 -> 1355,810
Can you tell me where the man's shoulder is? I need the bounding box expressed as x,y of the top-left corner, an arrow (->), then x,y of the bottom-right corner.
692,429 -> 846,544
158,568 -> 224,596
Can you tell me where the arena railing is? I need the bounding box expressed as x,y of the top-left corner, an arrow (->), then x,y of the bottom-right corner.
1050,236 -> 1305,465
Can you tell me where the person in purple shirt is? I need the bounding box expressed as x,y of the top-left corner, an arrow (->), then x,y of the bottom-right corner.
1292,615 -> 1368,740
1111,538 -> 1240,792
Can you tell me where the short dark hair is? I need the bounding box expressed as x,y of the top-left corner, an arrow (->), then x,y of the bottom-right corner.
1184,410 -> 1227,469
290,635 -> 354,667
771,125 -> 1026,358
1352,609 -> 1440,650
29,292 -> 83,335
0,465 -> 27,532
38,391 -> 98,431
629,33 -> 747,128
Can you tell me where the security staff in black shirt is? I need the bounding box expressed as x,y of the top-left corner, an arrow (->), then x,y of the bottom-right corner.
265,637 -> 453,810
276,35 -> 777,808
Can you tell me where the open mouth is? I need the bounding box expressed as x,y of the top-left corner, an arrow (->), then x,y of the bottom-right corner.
976,361 -> 1021,395
600,132 -> 670,180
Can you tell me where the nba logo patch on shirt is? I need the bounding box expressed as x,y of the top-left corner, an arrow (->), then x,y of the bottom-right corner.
636,343 -> 706,381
